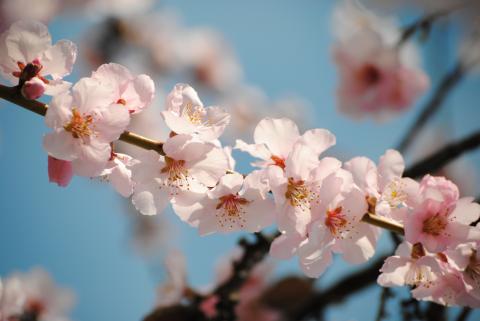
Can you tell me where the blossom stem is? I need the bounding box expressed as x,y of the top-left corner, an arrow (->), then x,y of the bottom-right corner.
0,84 -> 164,155
404,129 -> 480,178
396,61 -> 465,153
362,213 -> 405,235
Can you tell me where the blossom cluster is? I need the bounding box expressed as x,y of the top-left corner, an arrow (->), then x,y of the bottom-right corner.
1,16 -> 479,311
0,268 -> 74,321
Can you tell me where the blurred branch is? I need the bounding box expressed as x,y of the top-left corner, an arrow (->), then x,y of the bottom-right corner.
375,287 -> 393,321
397,3 -> 466,48
290,255 -> 387,321
397,62 -> 466,153
404,129 -> 480,178
211,232 -> 276,321
0,84 -> 165,155
424,303 -> 447,321
456,307 -> 472,321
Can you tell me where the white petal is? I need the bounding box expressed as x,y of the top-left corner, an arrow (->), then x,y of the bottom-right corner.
253,117 -> 300,157
285,143 -> 319,180
6,20 -> 51,63
297,128 -> 336,156
270,232 -> 304,259
377,257 -> 411,287
41,39 -> 77,79
44,92 -> 73,129
234,139 -> 271,161
344,156 -> 378,195
132,182 -> 170,216
243,198 -> 275,232
95,103 -> 130,142
378,149 -> 405,191
72,77 -> 116,114
72,141 -> 110,177
43,130 -> 77,161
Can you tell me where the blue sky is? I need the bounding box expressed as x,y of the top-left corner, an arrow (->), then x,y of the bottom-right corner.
0,1 -> 479,320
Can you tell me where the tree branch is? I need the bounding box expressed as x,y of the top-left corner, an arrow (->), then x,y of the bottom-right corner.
290,255 -> 387,321
397,62 -> 465,153
375,287 -> 393,321
456,307 -> 472,321
0,84 -> 164,155
211,232 -> 276,321
404,130 -> 480,178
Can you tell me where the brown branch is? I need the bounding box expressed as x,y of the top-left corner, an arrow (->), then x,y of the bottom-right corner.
397,62 -> 465,153
404,130 -> 480,178
290,255 -> 387,321
363,213 -> 404,235
0,84 -> 164,155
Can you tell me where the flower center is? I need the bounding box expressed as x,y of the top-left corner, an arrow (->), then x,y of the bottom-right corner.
358,63 -> 381,87
161,156 -> 189,188
182,101 -> 205,125
285,177 -> 310,209
382,179 -> 407,208
422,213 -> 447,236
12,59 -> 49,84
325,206 -> 347,235
63,108 -> 94,139
270,155 -> 286,170
411,242 -> 426,260
215,194 -> 249,229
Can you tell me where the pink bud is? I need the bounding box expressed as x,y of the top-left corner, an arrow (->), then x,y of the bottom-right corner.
21,77 -> 45,100
48,156 -> 73,187
199,295 -> 219,318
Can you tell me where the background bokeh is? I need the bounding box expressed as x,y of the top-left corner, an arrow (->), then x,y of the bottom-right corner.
1,1 -> 479,320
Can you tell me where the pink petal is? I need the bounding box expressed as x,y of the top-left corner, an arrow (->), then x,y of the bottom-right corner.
41,39 -> 77,79
48,156 -> 73,187
253,117 -> 300,158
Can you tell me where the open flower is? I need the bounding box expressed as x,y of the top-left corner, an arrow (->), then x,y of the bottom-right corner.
378,242 -> 442,288
332,1 -> 429,120
175,171 -> 275,235
0,20 -> 76,96
235,117 -> 336,174
161,83 -> 230,141
43,77 -> 130,177
446,242 -> 480,301
91,63 -> 155,114
131,134 -> 229,216
404,175 -> 480,253
295,169 -> 375,278
345,149 -> 419,223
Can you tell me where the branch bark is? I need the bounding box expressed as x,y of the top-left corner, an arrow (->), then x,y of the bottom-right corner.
0,84 -> 164,155
404,130 -> 480,178
397,62 -> 465,153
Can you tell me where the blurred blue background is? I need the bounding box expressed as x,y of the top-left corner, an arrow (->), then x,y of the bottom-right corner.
1,1 -> 479,320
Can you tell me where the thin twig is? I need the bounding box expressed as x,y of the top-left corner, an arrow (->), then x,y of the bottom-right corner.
375,287 -> 392,321
211,233 -> 276,321
291,255 -> 387,320
456,307 -> 472,321
404,130 -> 480,178
397,62 -> 465,153
0,84 -> 164,155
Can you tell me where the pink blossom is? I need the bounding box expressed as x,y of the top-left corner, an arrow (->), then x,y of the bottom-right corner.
21,77 -> 45,99
235,117 -> 336,175
100,152 -> 137,197
161,84 -> 230,141
0,20 -> 76,96
176,171 -> 275,235
404,175 -> 480,253
446,242 -> 480,301
47,156 -> 73,187
43,77 -> 130,177
378,242 -> 442,287
0,268 -> 74,321
296,170 -> 375,277
199,295 -> 219,318
91,63 -> 155,114
131,134 -> 229,216
332,1 -> 429,120
345,149 -> 419,223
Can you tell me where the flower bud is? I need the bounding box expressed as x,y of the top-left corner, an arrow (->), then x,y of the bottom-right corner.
21,77 -> 45,100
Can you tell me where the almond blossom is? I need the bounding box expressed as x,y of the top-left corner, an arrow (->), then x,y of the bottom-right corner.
0,268 -> 74,321
235,117 -> 336,174
175,171 -> 275,235
91,63 -> 155,114
131,134 -> 229,216
161,84 -> 230,141
404,175 -> 480,253
295,169 -> 376,277
0,20 -> 77,96
344,149 -> 419,223
446,242 -> 480,301
332,1 -> 429,120
43,77 -> 130,177
377,242 -> 442,288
